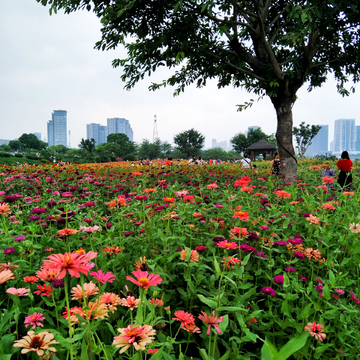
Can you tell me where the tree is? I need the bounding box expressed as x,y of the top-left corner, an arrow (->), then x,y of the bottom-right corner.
174,129 -> 205,159
137,139 -> 162,160
18,133 -> 45,151
37,0 -> 360,178
293,122 -> 321,159
107,133 -> 136,158
231,127 -> 271,154
8,140 -> 21,152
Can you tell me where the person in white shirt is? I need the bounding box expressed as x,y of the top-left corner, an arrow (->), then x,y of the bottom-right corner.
240,154 -> 252,169
188,156 -> 196,165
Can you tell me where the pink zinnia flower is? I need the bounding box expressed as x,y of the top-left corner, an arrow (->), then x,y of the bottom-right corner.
304,322 -> 326,341
216,240 -> 238,250
113,324 -> 156,354
6,288 -> 30,297
273,275 -> 284,285
126,270 -> 162,290
90,270 -> 116,284
173,310 -> 195,325
24,312 -> 45,329
119,296 -> 141,310
42,251 -> 96,279
79,225 -> 99,233
198,311 -> 224,335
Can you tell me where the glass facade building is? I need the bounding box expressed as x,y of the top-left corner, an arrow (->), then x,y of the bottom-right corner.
333,119 -> 355,154
305,125 -> 328,157
86,123 -> 107,146
47,110 -> 67,147
107,118 -> 134,141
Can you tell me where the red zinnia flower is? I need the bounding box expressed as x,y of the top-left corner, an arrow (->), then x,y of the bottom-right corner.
304,322 -> 326,342
34,284 -> 52,297
172,310 -> 195,325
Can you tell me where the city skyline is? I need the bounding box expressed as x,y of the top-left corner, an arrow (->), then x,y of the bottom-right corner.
47,110 -> 67,147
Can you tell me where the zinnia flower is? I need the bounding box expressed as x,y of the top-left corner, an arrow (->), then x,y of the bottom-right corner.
198,310 -> 224,335
112,324 -> 156,354
99,292 -> 121,312
71,282 -> 99,300
261,287 -> 277,297
42,251 -> 96,279
90,270 -> 116,284
172,310 -> 195,325
126,270 -> 162,290
13,331 -> 58,356
179,249 -> 199,262
24,312 -> 45,329
216,240 -> 238,250
34,284 -> 52,297
181,323 -> 201,333
304,322 -> 326,341
0,269 -> 15,284
0,203 -> 11,216
119,296 -> 141,310
58,229 -> 79,237
274,275 -> 284,285
6,288 -> 30,297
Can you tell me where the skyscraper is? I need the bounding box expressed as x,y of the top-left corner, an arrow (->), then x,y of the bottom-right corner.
355,126 -> 360,151
305,125 -> 328,157
107,118 -> 134,141
333,119 -> 355,154
87,123 -> 107,146
47,110 -> 67,147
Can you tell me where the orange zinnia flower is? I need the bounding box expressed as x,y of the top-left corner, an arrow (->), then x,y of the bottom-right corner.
274,190 -> 291,199
0,269 -> 15,284
162,197 -> 176,203
119,296 -> 141,310
71,282 -> 99,300
99,292 -> 121,313
180,249 -> 199,263
0,203 -> 11,216
233,211 -> 249,221
58,229 -> 78,237
207,183 -> 219,189
304,322 -> 326,341
143,188 -> 157,193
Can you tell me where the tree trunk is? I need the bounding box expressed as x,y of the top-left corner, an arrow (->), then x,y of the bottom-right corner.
271,95 -> 298,181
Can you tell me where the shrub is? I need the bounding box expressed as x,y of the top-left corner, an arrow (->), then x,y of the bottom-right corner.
14,153 -> 23,158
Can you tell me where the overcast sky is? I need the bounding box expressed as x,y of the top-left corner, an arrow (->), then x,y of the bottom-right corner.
1,1 -> 359,149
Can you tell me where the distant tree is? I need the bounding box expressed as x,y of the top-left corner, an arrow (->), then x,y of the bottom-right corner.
174,129 -> 205,159
202,147 -> 229,161
107,133 -> 137,158
160,141 -> 173,158
293,122 -> 321,159
137,139 -> 162,160
18,133 -> 44,151
79,138 -> 96,154
8,140 -> 21,152
3,145 -> 11,153
231,127 -> 273,154
48,145 -> 68,155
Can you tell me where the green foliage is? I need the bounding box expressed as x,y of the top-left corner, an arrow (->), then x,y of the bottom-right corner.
231,128 -> 274,154
14,153 -> 23,158
174,128 -> 205,158
18,133 -> 46,151
26,154 -> 38,160
0,152 -> 11,158
293,122 -> 322,159
8,140 -> 21,151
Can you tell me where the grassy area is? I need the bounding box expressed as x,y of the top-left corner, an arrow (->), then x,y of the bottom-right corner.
0,156 -> 47,166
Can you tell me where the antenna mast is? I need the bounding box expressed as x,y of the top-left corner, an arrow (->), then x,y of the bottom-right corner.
68,130 -> 71,148
153,114 -> 158,142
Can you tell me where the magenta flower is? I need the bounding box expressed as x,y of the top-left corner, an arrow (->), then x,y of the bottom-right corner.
335,288 -> 345,295
273,275 -> 284,285
24,312 -> 45,329
90,270 -> 116,284
198,311 -> 224,335
261,287 -> 277,297
285,267 -> 295,272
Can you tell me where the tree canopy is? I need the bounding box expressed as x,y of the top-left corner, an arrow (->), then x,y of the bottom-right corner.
231,127 -> 273,154
174,129 -> 205,158
36,0 -> 360,177
18,133 -> 47,151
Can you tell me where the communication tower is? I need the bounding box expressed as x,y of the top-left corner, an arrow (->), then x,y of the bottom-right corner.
68,130 -> 71,148
153,115 -> 158,142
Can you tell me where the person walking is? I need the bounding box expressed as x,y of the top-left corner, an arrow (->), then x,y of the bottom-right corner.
270,153 -> 280,175
337,151 -> 353,190
240,154 -> 252,170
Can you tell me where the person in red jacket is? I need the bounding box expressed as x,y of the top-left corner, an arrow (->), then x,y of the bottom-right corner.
337,151 -> 353,190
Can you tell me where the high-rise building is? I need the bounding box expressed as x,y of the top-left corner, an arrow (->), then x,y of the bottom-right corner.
0,139 -> 10,146
333,119 -> 355,154
107,117 -> 133,141
355,126 -> 360,151
212,139 -> 228,151
47,110 -> 67,147
87,123 -> 107,146
34,132 -> 41,141
305,125 -> 328,157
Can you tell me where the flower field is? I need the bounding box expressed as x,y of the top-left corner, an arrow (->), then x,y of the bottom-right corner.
0,161 -> 359,359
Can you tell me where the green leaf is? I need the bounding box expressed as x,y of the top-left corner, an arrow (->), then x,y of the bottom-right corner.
218,315 -> 229,334
150,345 -> 164,359
199,348 -> 210,360
322,284 -> 330,300
213,256 -> 223,276
328,270 -> 335,286
278,332 -> 309,359
261,338 -> 280,360
198,294 -> 217,309
243,328 -> 260,342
